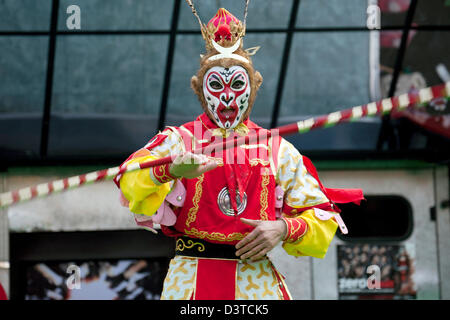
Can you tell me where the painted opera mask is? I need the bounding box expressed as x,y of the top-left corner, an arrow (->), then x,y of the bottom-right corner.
189,8 -> 263,130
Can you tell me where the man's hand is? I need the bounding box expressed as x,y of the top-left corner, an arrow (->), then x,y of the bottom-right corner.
169,152 -> 218,179
235,218 -> 287,262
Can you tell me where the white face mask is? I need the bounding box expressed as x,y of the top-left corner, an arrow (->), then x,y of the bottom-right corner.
202,66 -> 251,129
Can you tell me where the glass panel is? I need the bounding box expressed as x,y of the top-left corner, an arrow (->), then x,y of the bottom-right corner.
51,35 -> 169,114
178,0 -> 292,30
166,34 -> 207,123
280,32 -> 371,118
380,30 -> 450,97
401,31 -> 450,89
58,0 -> 173,31
380,0 -> 410,28
0,37 -> 48,113
48,35 -> 169,157
242,33 -> 286,123
297,0 -> 368,28
379,30 -> 402,98
380,30 -> 450,150
0,37 -> 48,158
413,0 -> 450,26
0,0 -> 52,31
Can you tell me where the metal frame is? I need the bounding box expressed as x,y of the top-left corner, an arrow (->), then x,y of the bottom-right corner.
0,0 -> 449,161
376,0 -> 418,151
157,0 -> 181,132
270,0 -> 300,129
40,0 -> 60,157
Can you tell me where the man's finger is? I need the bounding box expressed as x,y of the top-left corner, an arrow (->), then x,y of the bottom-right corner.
249,246 -> 270,262
236,219 -> 262,251
240,218 -> 260,227
235,228 -> 260,251
240,242 -> 267,261
236,232 -> 268,255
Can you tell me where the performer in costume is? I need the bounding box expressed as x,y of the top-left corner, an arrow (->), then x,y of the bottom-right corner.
115,3 -> 363,300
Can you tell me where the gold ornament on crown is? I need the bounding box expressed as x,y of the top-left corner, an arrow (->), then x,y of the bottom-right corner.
203,13 -> 246,50
184,0 -> 257,54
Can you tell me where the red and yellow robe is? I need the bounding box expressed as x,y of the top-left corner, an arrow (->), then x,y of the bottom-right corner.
115,113 -> 363,300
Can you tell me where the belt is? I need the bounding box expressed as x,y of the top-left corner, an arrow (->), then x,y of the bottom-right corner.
175,237 -> 240,260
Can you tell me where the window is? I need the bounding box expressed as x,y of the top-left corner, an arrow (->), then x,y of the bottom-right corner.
337,195 -> 413,241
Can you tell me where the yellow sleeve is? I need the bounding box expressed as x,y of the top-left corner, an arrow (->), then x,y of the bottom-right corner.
277,139 -> 329,209
120,155 -> 171,216
282,209 -> 338,259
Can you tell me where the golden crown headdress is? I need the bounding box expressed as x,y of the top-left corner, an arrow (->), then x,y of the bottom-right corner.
185,0 -> 260,64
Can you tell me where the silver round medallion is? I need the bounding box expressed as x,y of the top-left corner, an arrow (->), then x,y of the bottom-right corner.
217,187 -> 247,216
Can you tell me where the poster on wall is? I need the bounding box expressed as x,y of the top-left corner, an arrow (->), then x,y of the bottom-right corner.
24,258 -> 168,300
337,244 -> 416,300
